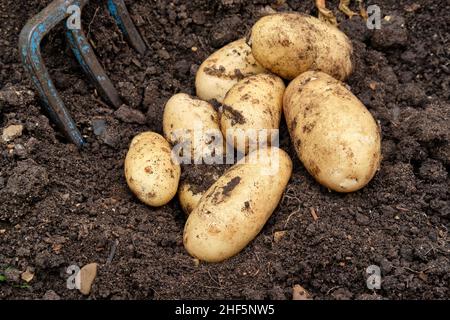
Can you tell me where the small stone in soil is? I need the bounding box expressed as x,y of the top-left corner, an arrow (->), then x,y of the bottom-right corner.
292,284 -> 311,300
98,126 -> 120,148
21,267 -> 34,283
273,231 -> 287,243
2,124 -> 23,142
78,263 -> 98,295
92,119 -> 107,136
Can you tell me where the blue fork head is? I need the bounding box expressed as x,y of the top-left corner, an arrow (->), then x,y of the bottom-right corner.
19,0 -> 146,148
19,0 -> 90,147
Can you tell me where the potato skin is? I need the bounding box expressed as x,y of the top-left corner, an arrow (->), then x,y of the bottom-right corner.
284,71 -> 381,192
221,73 -> 285,153
163,93 -> 223,162
183,147 -> 292,262
195,38 -> 266,103
250,13 -> 353,80
178,182 -> 203,215
178,164 -> 230,216
125,132 -> 181,206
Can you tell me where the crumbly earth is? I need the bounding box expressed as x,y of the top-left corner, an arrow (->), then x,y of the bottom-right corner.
0,0 -> 448,300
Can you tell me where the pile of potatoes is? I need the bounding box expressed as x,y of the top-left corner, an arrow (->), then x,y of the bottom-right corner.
125,12 -> 381,263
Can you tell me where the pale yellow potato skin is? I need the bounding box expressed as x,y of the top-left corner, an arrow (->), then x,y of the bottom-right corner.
195,38 -> 267,103
178,182 -> 203,216
124,132 -> 181,206
183,147 -> 293,263
284,71 -> 381,192
163,93 -> 223,161
221,73 -> 285,153
250,13 -> 353,80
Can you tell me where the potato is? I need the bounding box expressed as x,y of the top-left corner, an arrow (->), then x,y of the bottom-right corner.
163,93 -> 224,163
179,183 -> 203,216
250,13 -> 353,80
284,71 -> 381,192
178,164 -> 229,215
221,73 -> 285,153
183,147 -> 292,262
125,132 -> 181,206
195,38 -> 267,103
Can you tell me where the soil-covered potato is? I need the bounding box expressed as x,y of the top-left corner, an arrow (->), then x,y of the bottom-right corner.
124,132 -> 181,206
195,38 -> 267,103
249,13 -> 353,80
284,71 -> 381,192
183,147 -> 292,262
178,164 -> 229,215
221,73 -> 285,153
178,183 -> 203,216
163,93 -> 224,162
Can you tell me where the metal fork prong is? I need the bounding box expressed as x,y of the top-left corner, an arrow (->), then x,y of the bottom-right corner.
19,0 -> 90,147
107,0 -> 146,55
66,27 -> 123,108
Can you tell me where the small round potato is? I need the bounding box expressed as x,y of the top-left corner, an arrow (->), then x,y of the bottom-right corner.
195,38 -> 267,103
250,13 -> 353,80
183,147 -> 292,262
221,73 -> 285,153
125,132 -> 181,206
284,71 -> 381,192
163,93 -> 224,163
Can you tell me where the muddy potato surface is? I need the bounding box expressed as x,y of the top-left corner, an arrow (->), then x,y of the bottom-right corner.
284,71 -> 381,192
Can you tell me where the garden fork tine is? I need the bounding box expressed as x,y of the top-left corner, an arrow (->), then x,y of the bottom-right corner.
19,0 -> 90,147
66,27 -> 123,108
19,0 -> 146,147
65,0 -> 147,108
106,0 -> 146,55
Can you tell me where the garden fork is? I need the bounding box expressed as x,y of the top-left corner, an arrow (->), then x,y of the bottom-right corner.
19,0 -> 146,147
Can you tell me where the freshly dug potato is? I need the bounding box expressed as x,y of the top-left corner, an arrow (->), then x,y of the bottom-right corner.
284,71 -> 381,192
178,164 -> 229,215
125,132 -> 181,206
221,73 -> 285,153
184,147 -> 292,262
195,38 -> 267,103
163,93 -> 224,163
250,13 -> 353,80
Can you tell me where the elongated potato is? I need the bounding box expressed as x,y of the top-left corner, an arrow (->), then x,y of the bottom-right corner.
221,73 -> 285,153
250,13 -> 353,80
184,147 -> 292,262
196,38 -> 267,103
125,132 -> 181,206
284,71 -> 381,192
163,93 -> 224,163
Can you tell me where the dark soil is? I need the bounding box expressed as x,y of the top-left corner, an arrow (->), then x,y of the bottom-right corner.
0,0 -> 449,300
